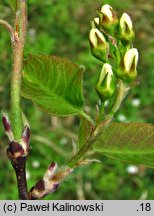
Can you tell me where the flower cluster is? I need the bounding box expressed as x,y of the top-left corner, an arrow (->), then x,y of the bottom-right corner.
89,4 -> 139,102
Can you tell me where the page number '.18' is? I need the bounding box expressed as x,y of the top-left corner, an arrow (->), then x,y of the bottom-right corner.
139,203 -> 151,212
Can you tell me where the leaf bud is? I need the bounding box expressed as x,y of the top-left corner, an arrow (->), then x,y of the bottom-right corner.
119,13 -> 135,42
29,178 -> 59,200
29,162 -> 59,199
96,63 -> 116,100
89,28 -> 109,61
116,48 -> 139,82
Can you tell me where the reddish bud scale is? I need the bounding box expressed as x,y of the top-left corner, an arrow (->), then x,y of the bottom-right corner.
9,141 -> 25,158
34,179 -> 45,192
2,115 -> 11,133
20,126 -> 31,156
48,162 -> 56,171
51,183 -> 59,192
29,179 -> 45,200
44,162 -> 57,180
21,126 -> 30,145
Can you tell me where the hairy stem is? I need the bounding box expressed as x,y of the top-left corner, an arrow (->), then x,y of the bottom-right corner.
10,0 -> 29,200
11,41 -> 24,139
11,0 -> 27,140
67,134 -> 96,168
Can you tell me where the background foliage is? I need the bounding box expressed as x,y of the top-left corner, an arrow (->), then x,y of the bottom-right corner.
0,0 -> 154,199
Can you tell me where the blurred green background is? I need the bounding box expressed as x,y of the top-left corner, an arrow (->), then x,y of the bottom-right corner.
0,0 -> 154,199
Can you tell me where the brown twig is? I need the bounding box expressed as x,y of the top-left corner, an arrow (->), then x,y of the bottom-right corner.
8,154 -> 29,200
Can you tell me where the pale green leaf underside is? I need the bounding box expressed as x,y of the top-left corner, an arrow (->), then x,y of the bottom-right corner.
22,54 -> 84,116
93,122 -> 154,168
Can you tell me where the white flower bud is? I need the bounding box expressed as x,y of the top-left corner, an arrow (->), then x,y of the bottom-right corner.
91,17 -> 100,28
96,63 -> 115,100
99,4 -> 118,34
94,17 -> 99,25
100,4 -> 114,22
120,13 -> 133,32
115,48 -> 139,82
124,48 -> 139,72
119,13 -> 134,41
89,28 -> 109,61
89,28 -> 106,48
99,63 -> 113,85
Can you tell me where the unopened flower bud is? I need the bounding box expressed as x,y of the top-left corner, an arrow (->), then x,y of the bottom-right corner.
96,63 -> 116,100
101,4 -> 114,22
94,17 -> 99,25
119,13 -> 135,42
116,48 -> 139,82
91,17 -> 100,28
89,28 -> 109,61
99,4 -> 118,34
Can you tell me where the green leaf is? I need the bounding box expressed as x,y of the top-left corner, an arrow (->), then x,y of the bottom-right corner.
22,54 -> 84,116
93,122 -> 154,168
8,0 -> 18,13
